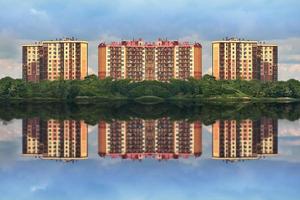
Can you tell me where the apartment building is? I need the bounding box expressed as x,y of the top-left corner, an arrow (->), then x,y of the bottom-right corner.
98,118 -> 202,160
22,38 -> 88,82
98,39 -> 202,81
212,38 -> 278,81
257,44 -> 278,81
212,118 -> 278,161
22,118 -> 88,161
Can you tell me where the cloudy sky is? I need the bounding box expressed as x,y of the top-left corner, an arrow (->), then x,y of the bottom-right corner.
0,0 -> 300,80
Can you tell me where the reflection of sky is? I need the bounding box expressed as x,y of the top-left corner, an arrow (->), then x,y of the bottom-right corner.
0,120 -> 300,199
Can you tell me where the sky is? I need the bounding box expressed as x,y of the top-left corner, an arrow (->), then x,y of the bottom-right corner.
0,0 -> 300,79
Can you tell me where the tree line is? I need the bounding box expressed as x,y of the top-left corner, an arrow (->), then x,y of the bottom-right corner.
1,74 -> 300,101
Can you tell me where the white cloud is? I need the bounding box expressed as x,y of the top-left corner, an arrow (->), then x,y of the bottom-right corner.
88,67 -> 97,75
280,63 -> 300,73
284,54 -> 300,62
30,184 -> 48,192
0,120 -> 22,141
203,125 -> 212,134
179,34 -> 203,42
279,120 -> 300,137
204,67 -> 212,75
29,8 -> 48,18
264,37 -> 300,80
88,125 -> 98,134
97,34 -> 122,43
0,58 -> 21,78
0,31 -> 34,78
275,37 -> 300,54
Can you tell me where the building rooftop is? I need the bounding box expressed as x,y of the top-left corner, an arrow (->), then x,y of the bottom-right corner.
212,38 -> 258,43
212,37 -> 277,46
22,38 -> 88,46
98,39 -> 201,47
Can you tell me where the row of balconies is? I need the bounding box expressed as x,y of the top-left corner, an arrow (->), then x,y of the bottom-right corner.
156,66 -> 175,69
126,62 -> 144,65
176,64 -> 192,68
125,72 -> 144,77
156,55 -> 174,58
126,51 -> 144,55
176,53 -> 192,56
107,64 -> 123,67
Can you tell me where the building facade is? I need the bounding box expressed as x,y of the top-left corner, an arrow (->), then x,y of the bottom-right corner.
22,118 -> 88,161
212,38 -> 278,81
22,38 -> 88,82
98,118 -> 202,160
212,118 -> 278,161
98,39 -> 202,81
257,44 -> 278,81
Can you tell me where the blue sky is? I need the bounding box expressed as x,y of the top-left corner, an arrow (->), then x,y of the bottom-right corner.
0,0 -> 300,79
1,158 -> 300,200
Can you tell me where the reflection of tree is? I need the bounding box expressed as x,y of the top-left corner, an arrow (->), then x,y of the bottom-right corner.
1,102 -> 300,125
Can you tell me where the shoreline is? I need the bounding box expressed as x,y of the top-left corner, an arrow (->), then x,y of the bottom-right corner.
1,96 -> 299,105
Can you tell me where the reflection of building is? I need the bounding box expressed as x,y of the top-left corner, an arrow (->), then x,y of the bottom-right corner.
255,118 -> 278,155
212,118 -> 278,161
22,118 -> 88,161
212,38 -> 278,81
98,39 -> 202,81
98,118 -> 202,160
22,38 -> 88,82
22,118 -> 44,156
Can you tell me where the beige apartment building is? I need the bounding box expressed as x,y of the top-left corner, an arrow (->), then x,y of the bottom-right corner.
257,44 -> 278,81
212,38 -> 278,81
98,39 -> 202,81
22,38 -> 88,82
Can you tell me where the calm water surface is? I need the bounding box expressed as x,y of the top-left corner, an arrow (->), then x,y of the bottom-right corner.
0,102 -> 299,200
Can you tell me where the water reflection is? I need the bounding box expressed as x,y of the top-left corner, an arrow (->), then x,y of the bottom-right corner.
3,103 -> 298,200
22,118 -> 88,161
212,118 -> 278,161
98,118 -> 202,160
22,117 -> 278,162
